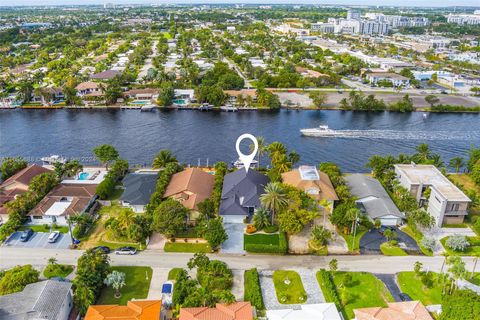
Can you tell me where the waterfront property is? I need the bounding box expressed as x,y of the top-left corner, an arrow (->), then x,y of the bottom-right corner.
163,167 -> 215,223
345,174 -> 404,226
28,184 -> 97,225
75,81 -> 103,97
0,164 -> 51,222
0,280 -> 73,320
61,167 -> 107,185
84,300 -> 161,320
353,301 -> 433,320
366,72 -> 410,87
219,170 -> 270,223
394,164 -> 471,226
120,172 -> 158,213
179,302 -> 254,320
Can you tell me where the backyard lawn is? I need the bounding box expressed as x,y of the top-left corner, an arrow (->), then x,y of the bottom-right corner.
380,242 -> 408,256
331,272 -> 394,319
272,270 -> 307,304
397,271 -> 443,305
97,266 -> 152,305
440,236 -> 480,256
164,242 -> 211,253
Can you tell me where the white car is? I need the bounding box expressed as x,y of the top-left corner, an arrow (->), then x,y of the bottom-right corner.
48,231 -> 61,243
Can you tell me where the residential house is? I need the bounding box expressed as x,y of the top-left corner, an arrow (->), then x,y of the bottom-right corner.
345,174 -> 404,226
123,88 -> 159,102
266,303 -> 342,320
282,165 -> 338,208
179,302 -> 254,320
220,170 -> 270,223
163,168 -> 215,222
75,81 -> 103,97
28,184 -> 98,225
120,173 -> 158,213
366,72 -> 410,87
31,87 -> 65,104
174,89 -> 195,101
353,301 -> 433,320
90,69 -> 121,81
0,164 -> 51,222
394,164 -> 471,226
224,89 -> 257,105
84,300 -> 161,320
295,66 -> 329,79
0,280 -> 73,320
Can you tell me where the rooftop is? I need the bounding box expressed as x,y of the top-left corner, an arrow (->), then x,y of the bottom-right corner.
179,302 -> 253,320
395,164 -> 470,202
120,173 -> 158,206
266,303 -> 341,320
354,301 -> 433,320
282,166 -> 338,201
84,300 -> 161,320
1,164 -> 51,188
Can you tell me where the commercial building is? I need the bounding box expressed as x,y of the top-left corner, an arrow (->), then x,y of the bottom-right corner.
447,13 -> 480,25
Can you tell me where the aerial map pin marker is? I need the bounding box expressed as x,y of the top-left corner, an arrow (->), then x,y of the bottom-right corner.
236,134 -> 258,173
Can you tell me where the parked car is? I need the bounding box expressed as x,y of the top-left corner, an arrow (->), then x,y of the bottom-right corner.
399,293 -> 412,301
115,246 -> 137,255
48,231 -> 61,243
378,226 -> 396,235
20,228 -> 34,242
93,246 -> 111,254
161,280 -> 174,306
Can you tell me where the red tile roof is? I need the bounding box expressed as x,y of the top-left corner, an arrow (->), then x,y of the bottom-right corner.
354,301 -> 433,320
84,300 -> 161,320
1,164 -> 51,189
179,302 -> 253,320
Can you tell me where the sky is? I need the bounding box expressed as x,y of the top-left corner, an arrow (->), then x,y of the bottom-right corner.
0,0 -> 479,8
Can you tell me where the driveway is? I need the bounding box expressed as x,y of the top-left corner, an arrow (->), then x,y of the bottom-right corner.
221,223 -> 245,254
374,273 -> 402,302
3,231 -> 71,249
360,228 -> 420,255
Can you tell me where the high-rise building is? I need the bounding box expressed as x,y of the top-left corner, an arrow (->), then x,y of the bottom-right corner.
347,9 -> 361,20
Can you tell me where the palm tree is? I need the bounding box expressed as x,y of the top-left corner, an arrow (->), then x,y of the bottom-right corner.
440,252 -> 450,274
253,208 -> 271,230
117,209 -> 135,232
152,150 -> 177,169
415,143 -> 431,162
250,136 -> 267,168
259,182 -> 289,224
104,271 -> 126,298
288,151 -> 300,166
449,157 -> 465,173
346,207 -> 359,234
48,257 -> 57,265
447,256 -> 467,294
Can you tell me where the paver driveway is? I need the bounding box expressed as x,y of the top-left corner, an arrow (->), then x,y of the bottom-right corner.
221,223 -> 245,254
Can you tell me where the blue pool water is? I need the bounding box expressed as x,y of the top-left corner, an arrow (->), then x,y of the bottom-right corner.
162,283 -> 172,294
172,99 -> 186,105
78,172 -> 90,180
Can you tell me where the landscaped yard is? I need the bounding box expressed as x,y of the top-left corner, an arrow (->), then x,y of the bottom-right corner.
164,242 -> 211,253
330,272 -> 394,319
168,268 -> 184,280
340,226 -> 367,253
244,268 -> 265,311
380,242 -> 408,256
440,236 -> 480,256
97,266 -> 152,305
397,271 -> 443,305
243,232 -> 287,254
43,264 -> 74,279
272,270 -> 307,304
401,225 -> 433,256
20,225 -> 69,234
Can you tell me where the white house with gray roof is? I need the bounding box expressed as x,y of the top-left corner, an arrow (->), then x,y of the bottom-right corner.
394,164 -> 471,227
345,174 -> 404,226
0,280 -> 73,320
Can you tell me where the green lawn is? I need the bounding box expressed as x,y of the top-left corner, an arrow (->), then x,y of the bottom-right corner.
244,233 -> 279,245
43,264 -> 74,279
471,273 -> 480,286
164,242 -> 211,253
331,272 -> 394,319
272,270 -> 307,304
380,242 -> 408,256
20,225 -> 69,233
340,226 -> 367,253
440,236 -> 480,256
168,268 -> 184,280
401,225 -> 433,256
97,266 -> 152,305
397,271 -> 443,305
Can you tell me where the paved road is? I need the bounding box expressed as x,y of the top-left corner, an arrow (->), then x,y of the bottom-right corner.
0,247 -> 476,274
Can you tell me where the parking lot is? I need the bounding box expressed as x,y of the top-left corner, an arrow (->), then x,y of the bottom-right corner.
3,231 -> 71,249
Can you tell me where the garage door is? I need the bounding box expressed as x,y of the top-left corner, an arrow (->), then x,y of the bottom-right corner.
380,218 -> 398,226
223,215 -> 245,224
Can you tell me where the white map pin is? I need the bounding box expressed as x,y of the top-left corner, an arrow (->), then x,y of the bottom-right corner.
236,133 -> 258,173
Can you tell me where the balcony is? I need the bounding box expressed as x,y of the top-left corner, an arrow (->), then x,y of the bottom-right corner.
444,210 -> 468,216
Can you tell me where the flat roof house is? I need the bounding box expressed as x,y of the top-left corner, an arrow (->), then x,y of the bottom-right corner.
164,168 -> 215,222
28,184 -> 98,226
120,173 -> 158,213
282,166 -> 338,207
366,72 -> 410,87
0,164 -> 51,222
84,300 -> 161,320
0,280 -> 73,320
394,164 -> 471,226
220,170 -> 270,224
266,303 -> 342,320
345,174 -> 404,226
353,301 -> 433,320
179,302 -> 253,320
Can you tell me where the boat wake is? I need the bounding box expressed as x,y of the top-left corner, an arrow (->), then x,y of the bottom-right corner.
302,129 -> 480,141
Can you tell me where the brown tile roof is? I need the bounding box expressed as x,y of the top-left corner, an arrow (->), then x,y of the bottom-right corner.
1,164 -> 51,190
164,168 -> 215,210
282,168 -> 338,201
224,89 -> 257,98
75,81 -> 101,91
91,70 -> 121,80
29,184 -> 97,217
84,300 -> 161,320
179,302 -> 253,320
354,301 -> 433,320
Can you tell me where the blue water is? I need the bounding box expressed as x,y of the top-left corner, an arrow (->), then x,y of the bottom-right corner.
0,109 -> 479,172
78,172 -> 90,180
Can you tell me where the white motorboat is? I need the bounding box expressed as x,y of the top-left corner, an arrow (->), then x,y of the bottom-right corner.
233,158 -> 258,169
41,155 -> 67,164
140,104 -> 155,112
300,125 -> 342,137
220,105 -> 238,112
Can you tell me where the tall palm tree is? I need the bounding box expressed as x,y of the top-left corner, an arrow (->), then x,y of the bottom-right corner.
259,182 -> 289,224
415,143 -> 431,162
449,157 -> 465,173
152,150 -> 178,169
250,136 -> 267,168
288,151 -> 300,166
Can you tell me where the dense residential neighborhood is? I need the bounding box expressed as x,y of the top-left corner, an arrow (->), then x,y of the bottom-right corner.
0,2 -> 480,320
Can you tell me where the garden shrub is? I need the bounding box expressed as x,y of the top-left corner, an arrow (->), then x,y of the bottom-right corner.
244,268 -> 265,310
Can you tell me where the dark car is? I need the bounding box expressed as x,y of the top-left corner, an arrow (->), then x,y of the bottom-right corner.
115,246 -> 137,255
399,293 -> 412,301
378,226 -> 396,235
20,228 -> 34,242
93,246 -> 111,254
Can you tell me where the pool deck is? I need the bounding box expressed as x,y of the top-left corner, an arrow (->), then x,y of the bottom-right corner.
61,168 -> 108,185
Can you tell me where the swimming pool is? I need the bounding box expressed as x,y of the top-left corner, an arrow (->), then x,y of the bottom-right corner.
172,99 -> 187,105
78,172 -> 90,180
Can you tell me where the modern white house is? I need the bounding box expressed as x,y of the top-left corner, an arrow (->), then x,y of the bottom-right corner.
266,303 -> 342,320
366,72 -> 410,87
394,164 -> 471,226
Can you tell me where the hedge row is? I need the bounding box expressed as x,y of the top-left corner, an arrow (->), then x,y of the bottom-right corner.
317,269 -> 346,319
146,162 -> 184,215
244,268 -> 265,311
244,232 -> 288,254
